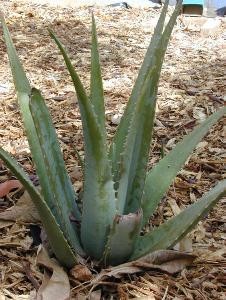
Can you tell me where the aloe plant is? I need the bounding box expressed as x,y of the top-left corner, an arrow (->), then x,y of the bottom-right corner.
0,0 -> 225,269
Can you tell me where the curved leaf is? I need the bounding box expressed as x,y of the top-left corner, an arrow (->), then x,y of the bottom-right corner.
131,179 -> 226,260
49,29 -> 117,259
117,0 -> 182,214
90,14 -> 106,137
109,0 -> 182,186
1,16 -> 84,257
0,148 -> 77,268
1,15 -> 70,227
29,88 -> 84,256
104,210 -> 142,266
142,107 -> 226,226
116,70 -> 156,213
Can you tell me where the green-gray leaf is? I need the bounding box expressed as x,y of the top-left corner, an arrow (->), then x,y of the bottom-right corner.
117,0 -> 182,214
90,14 -> 106,137
0,148 -> 77,268
49,29 -> 117,259
1,15 -> 66,225
131,179 -> 226,260
104,210 -> 142,266
109,0 -> 181,185
29,88 -> 84,257
142,107 -> 226,226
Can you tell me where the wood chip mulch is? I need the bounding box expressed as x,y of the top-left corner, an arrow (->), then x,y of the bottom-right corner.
0,0 -> 225,299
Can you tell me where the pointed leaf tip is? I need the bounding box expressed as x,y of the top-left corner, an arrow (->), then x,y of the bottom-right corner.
131,179 -> 226,260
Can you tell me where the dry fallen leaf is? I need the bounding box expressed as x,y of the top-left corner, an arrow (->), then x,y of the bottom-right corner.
36,246 -> 70,300
91,250 -> 196,284
0,191 -> 40,223
134,250 -> 196,274
0,180 -> 22,198
101,265 -> 142,279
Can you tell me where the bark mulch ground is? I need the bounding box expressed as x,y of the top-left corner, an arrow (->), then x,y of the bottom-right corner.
0,1 -> 225,299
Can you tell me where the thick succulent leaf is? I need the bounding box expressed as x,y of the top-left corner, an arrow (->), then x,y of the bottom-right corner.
29,88 -> 84,256
117,71 -> 156,213
117,1 -> 182,214
1,15 -> 85,256
1,16 -> 84,257
109,0 -> 180,184
81,172 -> 116,260
131,179 -> 226,260
104,210 -> 142,266
0,14 -> 30,93
0,15 -> 64,224
90,14 -> 106,137
49,29 -> 105,164
49,30 -> 117,259
142,107 -> 226,226
108,0 -> 169,175
0,148 -> 77,268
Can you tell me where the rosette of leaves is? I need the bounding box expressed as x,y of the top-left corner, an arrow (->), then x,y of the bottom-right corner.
0,0 -> 225,269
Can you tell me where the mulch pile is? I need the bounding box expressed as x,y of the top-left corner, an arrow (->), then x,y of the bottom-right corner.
0,0 -> 225,298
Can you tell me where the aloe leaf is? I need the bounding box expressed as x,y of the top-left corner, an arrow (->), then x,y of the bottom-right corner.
29,88 -> 84,257
109,0 -> 181,184
2,16 -> 84,255
29,88 -> 81,220
49,30 -> 117,259
0,148 -> 77,268
142,107 -> 226,226
0,15 -> 30,93
90,14 -> 106,137
104,210 -> 142,266
81,168 -> 116,259
48,29 -> 104,160
131,179 -> 226,260
0,15 -> 63,223
116,70 -> 156,213
117,1 -> 182,214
